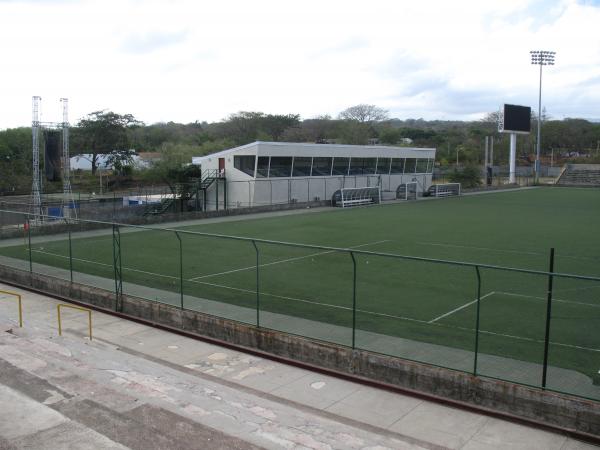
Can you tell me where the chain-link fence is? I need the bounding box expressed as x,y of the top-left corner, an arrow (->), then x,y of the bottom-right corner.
0,210 -> 598,401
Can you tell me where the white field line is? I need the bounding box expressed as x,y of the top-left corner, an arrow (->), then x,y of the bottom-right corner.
552,284 -> 600,294
187,240 -> 390,281
31,249 -> 179,281
417,241 -> 600,262
27,249 -> 600,353
428,292 -> 496,324
417,241 -> 544,257
496,291 -> 600,308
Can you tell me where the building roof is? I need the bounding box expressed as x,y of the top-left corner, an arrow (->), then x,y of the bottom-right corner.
193,141 -> 435,164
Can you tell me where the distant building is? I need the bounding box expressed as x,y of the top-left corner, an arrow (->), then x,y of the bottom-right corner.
192,141 -> 436,210
70,152 -> 161,171
135,152 -> 162,169
70,154 -> 111,171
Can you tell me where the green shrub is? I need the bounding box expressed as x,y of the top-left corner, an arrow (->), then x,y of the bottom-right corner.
448,166 -> 482,188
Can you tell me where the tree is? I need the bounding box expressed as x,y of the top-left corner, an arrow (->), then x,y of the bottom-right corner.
260,114 -> 301,141
379,127 -> 403,145
142,139 -> 233,190
105,149 -> 135,176
0,127 -> 31,194
217,111 -> 300,145
448,166 -> 482,188
338,104 -> 389,123
72,111 -> 142,174
337,121 -> 371,145
280,115 -> 338,143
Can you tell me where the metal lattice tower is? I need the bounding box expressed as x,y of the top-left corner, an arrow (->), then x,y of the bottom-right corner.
30,96 -> 77,221
60,98 -> 76,218
31,96 -> 43,220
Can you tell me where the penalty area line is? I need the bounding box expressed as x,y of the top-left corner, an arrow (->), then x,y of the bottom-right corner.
187,239 -> 390,281
428,291 -> 495,324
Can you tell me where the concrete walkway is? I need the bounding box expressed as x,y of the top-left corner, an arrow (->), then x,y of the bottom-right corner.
0,283 -> 597,450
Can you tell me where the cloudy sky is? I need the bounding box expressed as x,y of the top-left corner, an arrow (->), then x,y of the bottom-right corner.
1,0 -> 599,129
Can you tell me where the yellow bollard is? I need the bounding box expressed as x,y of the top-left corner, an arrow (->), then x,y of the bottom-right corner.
57,304 -> 92,340
0,289 -> 23,327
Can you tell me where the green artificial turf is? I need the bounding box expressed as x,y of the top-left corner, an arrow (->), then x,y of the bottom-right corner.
1,187 -> 599,394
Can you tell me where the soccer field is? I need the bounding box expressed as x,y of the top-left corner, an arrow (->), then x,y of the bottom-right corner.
1,187 -> 599,398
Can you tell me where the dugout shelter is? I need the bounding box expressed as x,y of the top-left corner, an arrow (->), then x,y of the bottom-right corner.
192,141 -> 436,210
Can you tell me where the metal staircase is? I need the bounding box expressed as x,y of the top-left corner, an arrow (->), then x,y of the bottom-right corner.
191,169 -> 226,211
199,169 -> 220,190
142,169 -> 226,215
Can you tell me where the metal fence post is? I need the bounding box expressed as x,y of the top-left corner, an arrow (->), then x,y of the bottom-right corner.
473,265 -> 481,375
175,231 -> 183,309
0,203 -> 4,240
27,217 -> 32,274
112,224 -> 123,312
542,248 -> 555,389
350,251 -> 357,349
252,240 -> 260,327
68,225 -> 73,283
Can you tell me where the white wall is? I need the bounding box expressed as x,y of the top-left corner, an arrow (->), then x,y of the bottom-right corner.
196,141 -> 436,210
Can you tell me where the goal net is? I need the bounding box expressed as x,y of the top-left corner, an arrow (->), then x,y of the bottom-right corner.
332,186 -> 381,208
396,182 -> 418,200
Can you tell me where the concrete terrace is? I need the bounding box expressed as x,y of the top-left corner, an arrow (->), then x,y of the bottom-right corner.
0,283 -> 598,450
0,248 -> 598,402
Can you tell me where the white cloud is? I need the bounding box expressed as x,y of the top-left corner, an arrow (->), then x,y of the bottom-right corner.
0,0 -> 598,129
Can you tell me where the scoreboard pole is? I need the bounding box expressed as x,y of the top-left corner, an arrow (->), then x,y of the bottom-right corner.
509,133 -> 517,184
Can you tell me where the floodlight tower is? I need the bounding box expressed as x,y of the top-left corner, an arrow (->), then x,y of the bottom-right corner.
60,98 -> 76,218
530,50 -> 555,184
31,96 -> 43,220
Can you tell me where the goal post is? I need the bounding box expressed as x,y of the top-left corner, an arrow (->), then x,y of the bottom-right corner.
332,186 -> 381,208
396,182 -> 418,200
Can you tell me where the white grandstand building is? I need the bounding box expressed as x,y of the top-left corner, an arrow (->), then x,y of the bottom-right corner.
192,141 -> 436,210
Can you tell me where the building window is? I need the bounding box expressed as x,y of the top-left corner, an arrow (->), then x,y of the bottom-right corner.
269,157 -> 293,177
416,158 -> 429,173
363,158 -> 377,174
349,158 -> 362,175
390,158 -> 405,174
292,157 -> 312,177
405,158 -> 417,173
312,157 -> 332,176
256,156 -> 270,178
376,158 -> 391,175
233,155 -> 256,177
349,158 -> 377,175
427,158 -> 434,173
332,157 -> 350,176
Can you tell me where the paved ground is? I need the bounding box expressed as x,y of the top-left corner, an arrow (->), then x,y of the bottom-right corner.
0,283 -> 597,450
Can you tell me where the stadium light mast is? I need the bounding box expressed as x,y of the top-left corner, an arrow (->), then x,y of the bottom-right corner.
530,50 -> 555,184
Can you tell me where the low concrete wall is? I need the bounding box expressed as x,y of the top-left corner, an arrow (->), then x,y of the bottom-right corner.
1,263 -> 599,438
